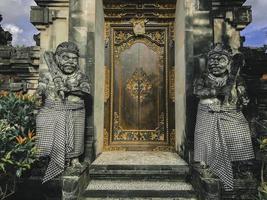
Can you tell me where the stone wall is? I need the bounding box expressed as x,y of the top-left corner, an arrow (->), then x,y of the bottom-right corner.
30,0 -> 69,88
0,46 -> 40,94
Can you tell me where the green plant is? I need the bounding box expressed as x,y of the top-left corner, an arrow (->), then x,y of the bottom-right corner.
0,91 -> 39,199
257,137 -> 267,199
0,91 -> 39,176
258,138 -> 267,152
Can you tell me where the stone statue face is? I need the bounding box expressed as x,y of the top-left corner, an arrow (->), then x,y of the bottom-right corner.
208,53 -> 230,77
56,52 -> 78,75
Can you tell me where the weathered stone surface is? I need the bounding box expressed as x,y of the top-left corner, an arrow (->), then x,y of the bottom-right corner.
62,164 -> 90,200
89,151 -> 189,180
8,163 -> 89,200
191,166 -> 258,200
82,151 -> 195,199
83,180 -> 195,198
92,151 -> 188,166
84,198 -> 197,200
0,46 -> 40,93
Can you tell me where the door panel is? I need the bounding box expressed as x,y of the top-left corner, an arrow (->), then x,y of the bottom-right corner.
114,41 -> 165,141
104,25 -> 174,150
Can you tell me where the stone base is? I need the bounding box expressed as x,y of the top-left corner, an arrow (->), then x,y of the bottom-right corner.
191,167 -> 220,200
7,163 -> 89,200
62,163 -> 90,200
191,166 -> 258,200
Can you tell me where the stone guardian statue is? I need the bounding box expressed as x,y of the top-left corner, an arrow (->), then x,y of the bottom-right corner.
193,43 -> 254,191
36,42 -> 90,183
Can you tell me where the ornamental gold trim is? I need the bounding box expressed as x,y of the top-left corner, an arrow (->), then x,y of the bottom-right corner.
113,112 -> 165,142
103,129 -> 127,151
104,67 -> 110,103
169,66 -> 175,102
126,68 -> 153,103
130,18 -> 148,36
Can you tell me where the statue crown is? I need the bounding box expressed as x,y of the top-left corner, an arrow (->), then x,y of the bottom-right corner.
55,42 -> 79,56
207,43 -> 232,58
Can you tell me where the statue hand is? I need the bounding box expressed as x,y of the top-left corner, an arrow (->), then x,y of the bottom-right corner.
58,90 -> 65,100
237,86 -> 245,96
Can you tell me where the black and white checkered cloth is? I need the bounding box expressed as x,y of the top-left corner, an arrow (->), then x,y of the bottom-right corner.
36,99 -> 85,183
194,103 -> 254,191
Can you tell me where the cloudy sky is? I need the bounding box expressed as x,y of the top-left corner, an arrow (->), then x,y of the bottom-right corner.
242,0 -> 267,47
0,0 -> 266,47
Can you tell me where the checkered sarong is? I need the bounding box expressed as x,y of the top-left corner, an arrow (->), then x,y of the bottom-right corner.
36,100 -> 85,183
194,103 -> 254,191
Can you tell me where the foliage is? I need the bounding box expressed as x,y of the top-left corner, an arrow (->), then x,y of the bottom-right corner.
0,91 -> 39,178
257,136 -> 267,199
258,138 -> 267,151
258,182 -> 267,200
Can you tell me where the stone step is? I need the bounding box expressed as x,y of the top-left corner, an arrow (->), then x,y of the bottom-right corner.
84,198 -> 197,200
82,152 -> 196,199
82,180 -> 197,199
89,166 -> 189,180
89,151 -> 189,180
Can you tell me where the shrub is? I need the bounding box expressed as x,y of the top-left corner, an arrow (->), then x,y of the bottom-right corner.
0,91 -> 39,177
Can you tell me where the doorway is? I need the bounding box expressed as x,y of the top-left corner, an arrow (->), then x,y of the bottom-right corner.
103,1 -> 176,151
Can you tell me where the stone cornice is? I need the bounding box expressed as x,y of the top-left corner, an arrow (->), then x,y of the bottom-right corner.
0,46 -> 40,69
211,0 -> 251,31
0,46 -> 40,92
211,0 -> 246,9
34,0 -> 69,7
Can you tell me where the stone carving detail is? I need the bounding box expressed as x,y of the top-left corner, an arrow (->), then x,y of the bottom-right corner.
36,42 -> 90,183
0,15 -> 12,46
193,43 -> 254,191
126,68 -> 152,103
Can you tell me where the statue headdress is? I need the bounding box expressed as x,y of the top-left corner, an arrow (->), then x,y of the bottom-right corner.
207,43 -> 232,59
55,42 -> 79,56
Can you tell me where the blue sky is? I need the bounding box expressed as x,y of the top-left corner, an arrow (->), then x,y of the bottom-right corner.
241,0 -> 267,47
0,0 -> 266,47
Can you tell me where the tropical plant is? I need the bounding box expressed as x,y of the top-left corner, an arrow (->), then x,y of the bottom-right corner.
0,91 -> 39,199
257,137 -> 267,200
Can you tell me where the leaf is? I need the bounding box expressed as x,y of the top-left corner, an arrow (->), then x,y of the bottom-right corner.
0,163 -> 5,172
5,151 -> 12,160
16,169 -> 22,177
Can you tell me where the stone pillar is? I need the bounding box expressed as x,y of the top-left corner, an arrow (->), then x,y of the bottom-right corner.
174,0 -> 213,160
69,0 -> 105,160
174,0 -> 187,154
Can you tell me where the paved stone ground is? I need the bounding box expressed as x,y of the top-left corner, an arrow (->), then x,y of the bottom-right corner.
86,180 -> 193,191
92,151 -> 188,166
85,198 -> 197,200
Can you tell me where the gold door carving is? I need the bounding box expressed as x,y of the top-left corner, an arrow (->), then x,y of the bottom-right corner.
104,24 -> 175,151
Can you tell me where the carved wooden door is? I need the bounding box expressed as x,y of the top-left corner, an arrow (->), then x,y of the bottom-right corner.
104,25 -> 174,151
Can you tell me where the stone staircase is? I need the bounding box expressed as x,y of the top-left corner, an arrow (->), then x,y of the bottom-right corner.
81,151 -> 197,199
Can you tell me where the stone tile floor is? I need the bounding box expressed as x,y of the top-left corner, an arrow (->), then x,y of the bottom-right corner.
86,180 -> 193,191
92,151 -> 187,166
84,198 -> 197,200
